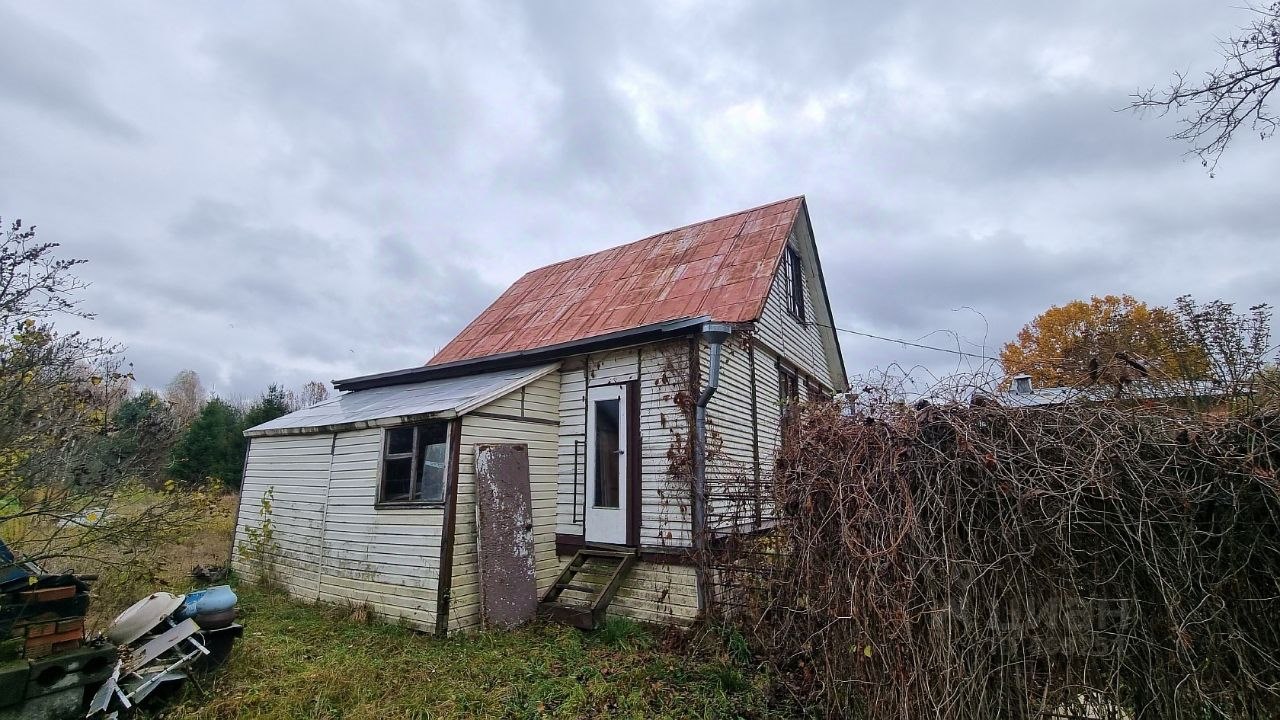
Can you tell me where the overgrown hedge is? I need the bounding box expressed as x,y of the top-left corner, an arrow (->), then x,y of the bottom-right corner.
725,398 -> 1280,719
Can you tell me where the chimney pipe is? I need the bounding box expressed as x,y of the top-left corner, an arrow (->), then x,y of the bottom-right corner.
1012,374 -> 1033,395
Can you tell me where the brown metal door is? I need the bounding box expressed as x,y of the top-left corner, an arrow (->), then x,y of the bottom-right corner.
474,443 -> 537,628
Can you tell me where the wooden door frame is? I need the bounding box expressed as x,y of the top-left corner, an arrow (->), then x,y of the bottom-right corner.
625,378 -> 641,548
580,379 -> 641,548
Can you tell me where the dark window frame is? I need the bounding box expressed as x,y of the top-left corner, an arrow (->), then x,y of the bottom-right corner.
806,379 -> 826,404
786,244 -> 806,322
376,420 -> 454,507
778,364 -> 800,409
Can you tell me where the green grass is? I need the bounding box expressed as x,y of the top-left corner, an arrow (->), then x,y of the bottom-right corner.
162,585 -> 793,720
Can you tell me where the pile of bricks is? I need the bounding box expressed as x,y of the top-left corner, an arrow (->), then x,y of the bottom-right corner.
2,574 -> 117,718
2,577 -> 90,661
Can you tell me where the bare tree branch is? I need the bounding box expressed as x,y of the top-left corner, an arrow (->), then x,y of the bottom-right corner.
1130,2 -> 1280,173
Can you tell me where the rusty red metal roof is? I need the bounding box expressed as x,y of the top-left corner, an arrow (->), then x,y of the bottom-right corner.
429,196 -> 805,365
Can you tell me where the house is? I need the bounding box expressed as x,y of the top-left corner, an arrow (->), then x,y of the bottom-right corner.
231,196 -> 847,634
990,373 -> 1236,411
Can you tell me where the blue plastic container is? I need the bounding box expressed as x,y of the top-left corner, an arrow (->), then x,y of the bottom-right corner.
176,585 -> 237,619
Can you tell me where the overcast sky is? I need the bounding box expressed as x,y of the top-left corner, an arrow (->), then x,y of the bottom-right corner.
1,1 -> 1276,398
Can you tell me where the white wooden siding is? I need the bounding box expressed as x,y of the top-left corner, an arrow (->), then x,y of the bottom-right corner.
234,373 -> 562,636
745,343 -> 783,527
754,224 -> 837,389
753,345 -> 785,459
316,429 -> 442,626
232,429 -> 446,630
233,434 -> 332,599
447,371 -> 561,633
701,334 -> 768,531
554,554 -> 700,626
556,342 -> 694,548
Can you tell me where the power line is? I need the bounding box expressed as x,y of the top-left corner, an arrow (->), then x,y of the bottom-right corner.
812,322 -> 995,361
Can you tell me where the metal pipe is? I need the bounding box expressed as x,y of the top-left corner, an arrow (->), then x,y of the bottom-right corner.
693,322 -> 732,611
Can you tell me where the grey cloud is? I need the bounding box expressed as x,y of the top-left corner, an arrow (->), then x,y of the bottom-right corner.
378,235 -> 422,282
824,229 -> 1115,341
1,1 -> 1278,397
0,5 -> 141,141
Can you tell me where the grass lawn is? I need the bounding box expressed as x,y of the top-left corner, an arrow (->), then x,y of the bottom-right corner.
160,584 -> 794,720
9,490 -> 795,718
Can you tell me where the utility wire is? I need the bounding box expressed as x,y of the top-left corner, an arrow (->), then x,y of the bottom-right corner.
811,322 -> 995,361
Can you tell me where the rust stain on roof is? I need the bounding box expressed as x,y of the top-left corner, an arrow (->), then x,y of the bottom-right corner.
429,196 -> 805,365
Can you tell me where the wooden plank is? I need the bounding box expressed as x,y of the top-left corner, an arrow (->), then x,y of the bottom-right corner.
435,418 -> 463,637
591,553 -> 635,614
537,602 -> 596,630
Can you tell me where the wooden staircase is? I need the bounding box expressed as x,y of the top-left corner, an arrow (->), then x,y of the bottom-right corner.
538,548 -> 636,630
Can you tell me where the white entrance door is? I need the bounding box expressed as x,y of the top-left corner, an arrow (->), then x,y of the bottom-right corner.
585,384 -> 628,545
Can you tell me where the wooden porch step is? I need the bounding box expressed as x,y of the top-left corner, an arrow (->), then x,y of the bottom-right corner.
538,548 -> 637,630
537,603 -> 599,631
577,548 -> 633,560
554,583 -> 598,594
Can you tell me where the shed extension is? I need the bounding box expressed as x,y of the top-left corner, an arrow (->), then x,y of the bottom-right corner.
232,363 -> 562,635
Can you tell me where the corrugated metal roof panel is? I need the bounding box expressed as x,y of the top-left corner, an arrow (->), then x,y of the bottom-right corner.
244,364 -> 557,437
993,379 -> 1234,408
428,197 -> 805,365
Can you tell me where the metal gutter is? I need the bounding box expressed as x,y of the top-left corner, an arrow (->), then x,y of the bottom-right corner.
334,316 -> 709,392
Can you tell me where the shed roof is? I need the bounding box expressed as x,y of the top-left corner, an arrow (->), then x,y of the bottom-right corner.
245,363 -> 558,437
429,196 -> 805,365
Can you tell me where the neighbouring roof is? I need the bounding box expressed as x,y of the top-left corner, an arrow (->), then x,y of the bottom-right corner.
991,379 -> 1236,408
245,364 -> 558,437
429,196 -> 806,365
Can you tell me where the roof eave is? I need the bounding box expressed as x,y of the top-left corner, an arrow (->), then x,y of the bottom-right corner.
243,408 -> 460,438
798,198 -> 849,390
334,316 -> 710,392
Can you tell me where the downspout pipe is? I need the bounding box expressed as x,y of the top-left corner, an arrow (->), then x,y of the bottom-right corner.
693,322 -> 733,611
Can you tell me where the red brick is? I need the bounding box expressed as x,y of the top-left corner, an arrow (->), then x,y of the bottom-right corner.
17,621 -> 57,638
18,586 -> 76,602
24,628 -> 82,658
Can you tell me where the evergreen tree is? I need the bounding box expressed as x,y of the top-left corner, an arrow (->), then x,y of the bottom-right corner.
243,384 -> 292,430
168,398 -> 244,486
101,389 -> 177,484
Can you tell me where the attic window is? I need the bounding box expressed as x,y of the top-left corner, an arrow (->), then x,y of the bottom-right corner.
379,421 -> 452,505
786,245 -> 805,322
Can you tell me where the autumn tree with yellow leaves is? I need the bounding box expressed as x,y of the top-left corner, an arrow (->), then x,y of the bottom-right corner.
1000,294 -> 1210,388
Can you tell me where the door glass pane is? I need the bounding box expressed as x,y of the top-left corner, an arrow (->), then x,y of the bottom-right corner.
593,398 -> 620,508
416,423 -> 449,502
